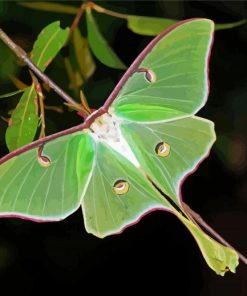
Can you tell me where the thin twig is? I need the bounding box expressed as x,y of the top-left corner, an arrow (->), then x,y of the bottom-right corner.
38,94 -> 46,138
90,2 -> 128,20
30,71 -> 46,138
70,2 -> 87,35
0,28 -> 78,106
183,203 -> 247,265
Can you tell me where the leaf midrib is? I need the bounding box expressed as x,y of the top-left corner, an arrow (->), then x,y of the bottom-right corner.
16,85 -> 35,148
35,26 -> 61,68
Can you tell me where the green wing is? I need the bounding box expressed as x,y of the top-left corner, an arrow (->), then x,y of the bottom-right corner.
0,132 -> 94,220
81,141 -> 172,238
111,19 -> 214,122
81,138 -> 238,275
120,116 -> 216,207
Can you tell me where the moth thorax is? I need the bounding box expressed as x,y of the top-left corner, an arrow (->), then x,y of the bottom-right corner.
90,113 -> 120,143
90,113 -> 140,168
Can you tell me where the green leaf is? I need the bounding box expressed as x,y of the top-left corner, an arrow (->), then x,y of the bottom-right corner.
127,15 -> 247,36
0,89 -> 26,99
6,85 -> 38,152
19,2 -> 78,14
86,8 -> 126,70
128,15 -> 177,36
215,19 -> 247,31
71,27 -> 96,80
6,22 -> 69,151
31,21 -> 69,71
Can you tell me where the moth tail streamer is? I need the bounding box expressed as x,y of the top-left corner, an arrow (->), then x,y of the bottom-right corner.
146,174 -> 239,275
175,210 -> 239,276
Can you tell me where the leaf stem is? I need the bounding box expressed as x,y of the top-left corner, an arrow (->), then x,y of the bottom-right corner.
44,104 -> 64,114
0,28 -> 78,106
183,203 -> 247,265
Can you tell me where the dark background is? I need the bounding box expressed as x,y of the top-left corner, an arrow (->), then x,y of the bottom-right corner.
0,1 -> 246,295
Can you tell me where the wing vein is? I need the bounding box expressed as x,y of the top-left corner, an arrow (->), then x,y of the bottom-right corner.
41,163 -> 56,215
42,149 -> 65,215
26,167 -> 50,213
61,143 -> 69,215
115,72 -> 197,102
97,163 -> 117,227
149,45 -> 193,67
12,158 -> 37,211
0,155 -> 35,207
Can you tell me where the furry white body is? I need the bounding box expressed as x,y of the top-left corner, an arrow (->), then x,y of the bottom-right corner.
89,113 -> 140,168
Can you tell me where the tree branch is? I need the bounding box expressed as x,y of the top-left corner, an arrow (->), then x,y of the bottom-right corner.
0,28 -> 78,106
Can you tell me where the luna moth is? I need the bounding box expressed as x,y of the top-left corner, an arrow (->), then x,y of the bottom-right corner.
0,18 -> 239,275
